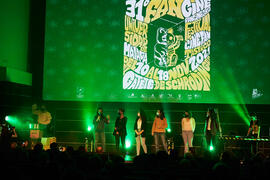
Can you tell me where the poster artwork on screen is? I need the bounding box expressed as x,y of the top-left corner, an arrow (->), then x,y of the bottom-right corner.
123,0 -> 211,92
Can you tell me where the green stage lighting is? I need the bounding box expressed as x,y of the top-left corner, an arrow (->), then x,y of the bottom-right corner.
167,128 -> 171,133
87,125 -> 92,132
125,139 -> 131,149
5,115 -> 10,121
209,145 -> 214,151
29,123 -> 33,129
3,115 -> 23,128
124,155 -> 133,162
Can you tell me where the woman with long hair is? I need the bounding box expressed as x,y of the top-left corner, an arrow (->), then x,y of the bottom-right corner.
204,108 -> 222,151
152,109 -> 168,153
134,110 -> 147,156
113,108 -> 127,154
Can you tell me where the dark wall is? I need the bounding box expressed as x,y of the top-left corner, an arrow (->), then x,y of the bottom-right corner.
0,0 -> 30,71
0,0 -> 45,135
28,0 -> 46,102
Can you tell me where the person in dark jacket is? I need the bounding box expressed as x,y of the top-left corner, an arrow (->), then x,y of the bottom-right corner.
113,108 -> 127,153
93,107 -> 110,152
134,110 -> 147,156
204,108 -> 222,151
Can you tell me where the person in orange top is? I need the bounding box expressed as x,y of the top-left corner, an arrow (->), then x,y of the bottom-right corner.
152,109 -> 168,153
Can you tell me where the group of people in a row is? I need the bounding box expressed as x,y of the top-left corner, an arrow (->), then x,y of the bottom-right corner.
93,107 -> 224,156
29,104 -> 260,155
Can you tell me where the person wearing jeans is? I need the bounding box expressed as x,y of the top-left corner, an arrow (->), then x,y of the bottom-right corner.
152,109 -> 168,153
93,107 -> 110,152
181,111 -> 196,154
134,110 -> 147,156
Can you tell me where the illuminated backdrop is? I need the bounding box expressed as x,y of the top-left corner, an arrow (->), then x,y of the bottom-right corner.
43,0 -> 270,104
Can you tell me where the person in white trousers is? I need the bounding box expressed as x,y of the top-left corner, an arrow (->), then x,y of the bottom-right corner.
134,110 -> 147,156
181,111 -> 196,154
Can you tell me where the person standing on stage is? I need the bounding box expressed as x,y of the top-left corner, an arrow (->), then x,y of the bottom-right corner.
134,110 -> 147,156
247,114 -> 260,154
181,111 -> 196,154
113,108 -> 127,154
204,108 -> 222,151
247,114 -> 260,138
152,109 -> 168,153
32,104 -> 52,137
93,107 -> 110,152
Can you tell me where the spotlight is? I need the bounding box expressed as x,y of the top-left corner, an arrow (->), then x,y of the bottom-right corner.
125,139 -> 131,149
5,116 -> 10,121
